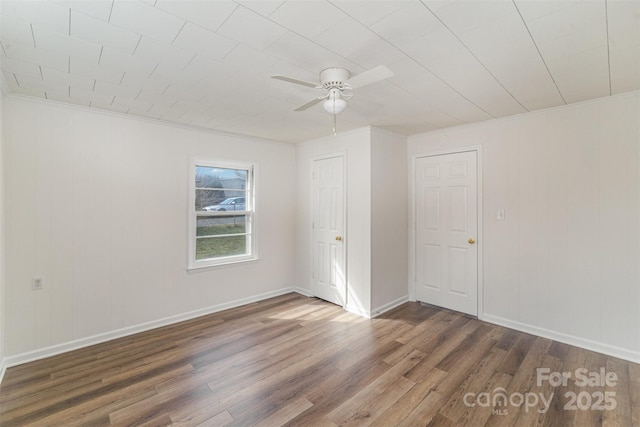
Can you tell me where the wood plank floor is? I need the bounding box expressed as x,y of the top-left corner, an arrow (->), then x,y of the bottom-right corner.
0,293 -> 638,426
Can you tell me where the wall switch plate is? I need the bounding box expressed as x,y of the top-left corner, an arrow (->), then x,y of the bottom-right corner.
32,277 -> 44,290
497,209 -> 505,221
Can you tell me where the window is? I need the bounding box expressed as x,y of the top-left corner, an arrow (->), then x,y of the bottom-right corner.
189,161 -> 256,269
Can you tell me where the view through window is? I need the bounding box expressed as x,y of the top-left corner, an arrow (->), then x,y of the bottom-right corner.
191,162 -> 254,267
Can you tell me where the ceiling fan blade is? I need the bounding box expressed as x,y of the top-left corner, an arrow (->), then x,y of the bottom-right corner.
294,97 -> 325,111
345,65 -> 394,89
271,75 -> 319,88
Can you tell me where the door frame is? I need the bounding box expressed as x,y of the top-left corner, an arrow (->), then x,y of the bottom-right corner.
310,151 -> 348,309
409,145 -> 484,320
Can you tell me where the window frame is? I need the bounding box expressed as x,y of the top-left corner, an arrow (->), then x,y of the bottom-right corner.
188,159 -> 257,270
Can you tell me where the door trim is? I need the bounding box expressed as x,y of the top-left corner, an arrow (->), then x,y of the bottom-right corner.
409,146 -> 483,320
310,152 -> 347,309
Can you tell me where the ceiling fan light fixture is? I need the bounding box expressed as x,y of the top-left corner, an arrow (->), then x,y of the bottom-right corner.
323,98 -> 347,114
323,89 -> 347,114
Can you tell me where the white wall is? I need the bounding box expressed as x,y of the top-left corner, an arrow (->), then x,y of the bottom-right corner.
295,126 -> 409,316
408,92 -> 640,362
0,75 -> 6,380
4,96 -> 296,362
370,128 -> 408,314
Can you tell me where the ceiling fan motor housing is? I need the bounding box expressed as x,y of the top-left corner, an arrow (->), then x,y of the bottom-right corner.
320,67 -> 351,89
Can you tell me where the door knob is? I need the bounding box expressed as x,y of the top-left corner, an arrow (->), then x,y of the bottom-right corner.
335,236 -> 342,241
468,238 -> 476,244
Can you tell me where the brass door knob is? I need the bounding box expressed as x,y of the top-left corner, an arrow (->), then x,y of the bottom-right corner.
468,238 -> 476,244
335,236 -> 342,241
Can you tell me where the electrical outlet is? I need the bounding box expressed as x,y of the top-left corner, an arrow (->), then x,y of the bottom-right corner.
32,277 -> 44,290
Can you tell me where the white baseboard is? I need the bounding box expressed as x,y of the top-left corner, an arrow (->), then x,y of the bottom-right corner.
345,295 -> 410,319
291,286 -> 313,298
483,314 -> 640,365
0,358 -> 6,384
345,304 -> 371,318
3,287 -> 307,370
371,295 -> 410,318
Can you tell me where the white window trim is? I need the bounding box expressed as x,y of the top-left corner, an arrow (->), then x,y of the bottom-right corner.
188,159 -> 258,270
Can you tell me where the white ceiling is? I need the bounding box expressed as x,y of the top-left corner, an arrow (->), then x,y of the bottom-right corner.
1,0 -> 638,143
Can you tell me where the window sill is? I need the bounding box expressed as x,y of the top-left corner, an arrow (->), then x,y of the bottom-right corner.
187,256 -> 260,273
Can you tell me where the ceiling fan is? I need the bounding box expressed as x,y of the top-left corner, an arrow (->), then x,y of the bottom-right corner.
271,65 -> 394,134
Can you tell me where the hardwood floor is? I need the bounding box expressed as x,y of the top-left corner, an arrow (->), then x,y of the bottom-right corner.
0,293 -> 638,426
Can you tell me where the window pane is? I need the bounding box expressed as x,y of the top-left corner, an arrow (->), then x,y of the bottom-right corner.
191,161 -> 254,268
197,215 -> 247,236
195,166 -> 247,190
196,235 -> 248,260
196,190 -> 246,211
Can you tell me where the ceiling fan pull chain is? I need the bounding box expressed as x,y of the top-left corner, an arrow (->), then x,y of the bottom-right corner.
333,105 -> 337,136
333,110 -> 336,136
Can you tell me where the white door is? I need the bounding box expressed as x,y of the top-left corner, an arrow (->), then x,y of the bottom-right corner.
415,151 -> 478,316
312,155 -> 346,306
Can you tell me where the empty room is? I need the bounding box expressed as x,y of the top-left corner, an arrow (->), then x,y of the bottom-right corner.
0,0 -> 639,425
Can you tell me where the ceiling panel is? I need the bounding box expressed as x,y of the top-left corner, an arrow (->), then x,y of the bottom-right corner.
98,46 -> 158,79
32,25 -> 102,64
109,0 -> 185,45
607,0 -> 640,94
64,87 -> 94,106
369,2 -> 442,46
396,27 -> 526,117
171,23 -> 237,62
269,0 -> 347,39
177,53 -> 218,77
71,57 -> 127,84
132,37 -> 195,71
136,88 -> 180,110
70,10 -> 140,54
0,0 -> 638,143
219,44 -> 280,75
345,38 -> 406,71
218,7 -> 288,51
3,73 -> 46,98
1,1 -> 69,34
57,1 -> 114,22
1,56 -> 41,80
545,46 -> 610,104
315,16 -> 382,59
331,1 -> 409,26
17,74 -> 68,96
235,1 -> 285,17
41,66 -> 94,92
90,95 -> 127,113
445,11 -> 564,110
265,31 -> 360,74
429,0 -> 515,34
120,74 -> 167,95
155,0 -> 238,33
516,0 -> 609,103
111,97 -> 151,114
0,18 -> 34,48
397,27 -> 462,66
94,79 -> 141,100
387,63 -> 493,124
2,42 -> 69,73
150,64 -> 210,93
